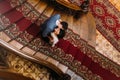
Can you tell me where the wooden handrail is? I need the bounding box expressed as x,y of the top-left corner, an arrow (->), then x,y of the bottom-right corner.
56,0 -> 81,10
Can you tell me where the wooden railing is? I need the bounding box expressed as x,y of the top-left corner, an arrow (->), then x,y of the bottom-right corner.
56,0 -> 81,10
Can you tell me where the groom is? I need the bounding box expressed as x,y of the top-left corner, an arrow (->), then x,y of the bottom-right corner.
40,14 -> 68,47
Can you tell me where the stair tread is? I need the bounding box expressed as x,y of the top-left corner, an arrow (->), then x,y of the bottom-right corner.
46,57 -> 59,66
0,0 -> 12,14
16,18 -> 32,31
9,40 -> 23,49
21,46 -> 35,56
4,9 -> 23,23
65,14 -> 73,28
26,23 -> 40,37
0,32 -> 11,42
27,0 -> 40,7
35,1 -> 48,13
43,6 -> 55,17
33,52 -> 48,60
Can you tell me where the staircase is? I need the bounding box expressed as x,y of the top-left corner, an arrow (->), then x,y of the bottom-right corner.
0,0 -> 120,80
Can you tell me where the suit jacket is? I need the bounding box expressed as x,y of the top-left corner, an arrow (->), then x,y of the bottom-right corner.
40,14 -> 60,37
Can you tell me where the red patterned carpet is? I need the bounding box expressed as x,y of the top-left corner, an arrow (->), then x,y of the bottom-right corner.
90,0 -> 120,52
69,0 -> 120,52
0,0 -> 120,80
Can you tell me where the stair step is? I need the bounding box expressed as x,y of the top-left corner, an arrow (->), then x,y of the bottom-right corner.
65,14 -> 73,28
0,0 -> 13,15
35,1 -> 48,14
86,13 -> 96,47
0,15 -> 11,30
5,18 -> 32,43
8,40 -> 23,49
0,31 -> 11,42
71,74 -> 84,80
27,0 -> 40,7
15,31 -> 33,46
11,24 -> 40,50
16,18 -> 32,31
25,10 -> 40,23
81,55 -> 92,68
35,14 -> 48,26
72,17 -> 82,35
60,12 -> 68,21
46,57 -> 59,66
57,63 -> 68,73
21,46 -> 36,56
67,44 -> 78,57
51,9 -> 61,16
12,23 -> 38,47
4,24 -> 21,39
74,50 -> 85,62
33,52 -> 48,60
43,6 -> 55,17
28,37 -> 45,51
79,15 -> 89,41
16,3 -> 31,16
26,23 -> 40,37
65,69 -> 75,77
4,9 -> 23,23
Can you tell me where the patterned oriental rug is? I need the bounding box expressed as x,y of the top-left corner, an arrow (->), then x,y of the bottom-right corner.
90,0 -> 120,52
69,0 -> 120,52
0,0 -> 120,80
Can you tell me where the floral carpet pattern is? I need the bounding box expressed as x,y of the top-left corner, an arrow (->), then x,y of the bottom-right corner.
0,0 -> 120,80
96,30 -> 120,65
69,0 -> 120,52
90,0 -> 120,52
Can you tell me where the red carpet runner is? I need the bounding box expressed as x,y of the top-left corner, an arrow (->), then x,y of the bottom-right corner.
0,0 -> 120,80
57,39 -> 120,80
